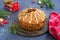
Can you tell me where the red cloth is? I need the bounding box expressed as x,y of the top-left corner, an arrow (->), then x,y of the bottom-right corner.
49,12 -> 60,40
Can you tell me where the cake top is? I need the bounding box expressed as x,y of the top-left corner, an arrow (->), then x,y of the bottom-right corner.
18,8 -> 46,24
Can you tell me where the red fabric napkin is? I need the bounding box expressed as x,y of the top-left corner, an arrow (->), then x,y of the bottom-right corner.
49,12 -> 60,40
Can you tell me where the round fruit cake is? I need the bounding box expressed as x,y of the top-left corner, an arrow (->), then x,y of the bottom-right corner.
18,8 -> 46,31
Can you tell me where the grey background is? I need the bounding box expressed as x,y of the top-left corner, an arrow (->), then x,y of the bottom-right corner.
0,0 -> 60,40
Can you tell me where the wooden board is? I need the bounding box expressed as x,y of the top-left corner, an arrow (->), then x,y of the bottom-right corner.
15,18 -> 48,37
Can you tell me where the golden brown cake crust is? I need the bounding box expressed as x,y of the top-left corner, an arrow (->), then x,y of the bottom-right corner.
18,8 -> 46,31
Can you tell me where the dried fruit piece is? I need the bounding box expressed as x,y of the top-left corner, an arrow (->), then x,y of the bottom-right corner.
28,8 -> 36,13
32,0 -> 35,3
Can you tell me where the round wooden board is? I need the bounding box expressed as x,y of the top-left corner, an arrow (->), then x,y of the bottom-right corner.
14,18 -> 48,37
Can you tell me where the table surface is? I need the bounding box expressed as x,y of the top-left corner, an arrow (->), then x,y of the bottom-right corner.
0,0 -> 60,40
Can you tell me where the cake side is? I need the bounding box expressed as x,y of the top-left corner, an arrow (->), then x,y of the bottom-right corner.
18,8 -> 46,31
